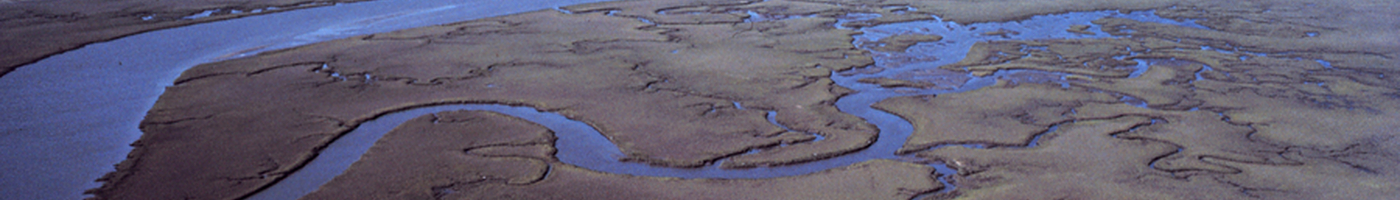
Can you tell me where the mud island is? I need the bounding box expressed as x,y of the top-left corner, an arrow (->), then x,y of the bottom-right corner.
62,0 -> 1399,199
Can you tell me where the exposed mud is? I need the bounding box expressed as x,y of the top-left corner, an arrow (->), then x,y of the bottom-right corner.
0,0 -> 370,77
81,0 -> 1400,199
94,3 -> 882,198
871,1 -> 1400,199
298,110 -> 939,200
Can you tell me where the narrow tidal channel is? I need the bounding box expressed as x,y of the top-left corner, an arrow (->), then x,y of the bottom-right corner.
254,8 -> 1216,199
0,0 -> 1222,197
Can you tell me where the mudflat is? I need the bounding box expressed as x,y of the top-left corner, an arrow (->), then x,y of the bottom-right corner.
0,0 -> 367,77
300,110 -> 939,199
46,0 -> 1400,199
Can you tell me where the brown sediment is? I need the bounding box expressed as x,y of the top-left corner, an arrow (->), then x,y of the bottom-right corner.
979,29 -> 1019,38
498,159 -> 936,200
942,39 -> 1142,77
1152,4 -> 1341,39
87,0 -> 1400,199
303,110 -> 941,199
1072,59 -> 1202,109
866,69 -> 974,90
856,77 -> 939,89
880,1 -> 1400,198
874,82 -> 1120,154
302,110 -> 557,200
479,160 -> 937,200
917,116 -> 1251,200
0,0 -> 368,77
94,3 -> 884,199
912,99 -> 1400,199
1067,24 -> 1095,35
868,34 -> 942,52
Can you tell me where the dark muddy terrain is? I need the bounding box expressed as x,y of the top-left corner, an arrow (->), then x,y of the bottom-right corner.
3,0 -> 1396,199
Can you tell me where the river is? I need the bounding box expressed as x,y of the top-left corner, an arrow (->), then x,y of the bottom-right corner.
251,8 -> 1211,200
0,0 -> 609,199
0,0 -> 1211,199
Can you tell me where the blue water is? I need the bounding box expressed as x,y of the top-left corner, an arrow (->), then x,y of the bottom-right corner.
0,0 -> 1217,198
259,9 -> 1215,198
0,0 -> 610,199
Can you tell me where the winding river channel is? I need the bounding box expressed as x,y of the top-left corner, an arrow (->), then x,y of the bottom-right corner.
253,8 -> 1214,200
0,0 -> 1215,199
0,0 -> 610,199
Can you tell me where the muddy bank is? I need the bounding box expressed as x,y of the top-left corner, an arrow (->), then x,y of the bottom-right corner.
0,0 -> 379,77
293,110 -> 938,200
92,6 -> 879,199
0,0 -> 611,199
88,0 -> 1400,199
866,1 -> 1400,199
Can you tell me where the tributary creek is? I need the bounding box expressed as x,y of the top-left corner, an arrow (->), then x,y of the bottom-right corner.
0,1 -> 1214,199
253,8 -> 1214,200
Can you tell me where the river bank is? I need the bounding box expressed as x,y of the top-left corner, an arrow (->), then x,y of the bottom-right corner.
3,0 -> 1397,199
0,0 -> 609,199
